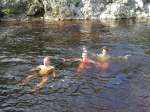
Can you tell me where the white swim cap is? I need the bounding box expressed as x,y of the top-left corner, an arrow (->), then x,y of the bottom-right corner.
82,46 -> 87,53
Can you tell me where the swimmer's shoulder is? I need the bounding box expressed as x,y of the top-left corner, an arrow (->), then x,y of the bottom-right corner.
37,65 -> 44,69
38,65 -> 55,71
47,65 -> 55,70
97,54 -> 110,62
97,54 -> 110,58
97,54 -> 102,57
106,54 -> 111,59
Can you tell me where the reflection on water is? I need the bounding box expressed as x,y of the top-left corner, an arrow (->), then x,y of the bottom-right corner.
0,19 -> 150,112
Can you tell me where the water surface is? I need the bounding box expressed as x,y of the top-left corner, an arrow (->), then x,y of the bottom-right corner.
0,19 -> 150,112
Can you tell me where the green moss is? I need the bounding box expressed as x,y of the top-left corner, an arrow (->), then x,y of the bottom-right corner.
1,7 -> 18,15
52,6 -> 59,17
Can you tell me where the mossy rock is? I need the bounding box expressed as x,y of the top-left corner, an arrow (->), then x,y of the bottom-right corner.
1,8 -> 18,15
52,6 -> 59,17
27,4 -> 45,17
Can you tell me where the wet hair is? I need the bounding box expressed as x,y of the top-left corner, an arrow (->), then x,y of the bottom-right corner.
101,46 -> 109,51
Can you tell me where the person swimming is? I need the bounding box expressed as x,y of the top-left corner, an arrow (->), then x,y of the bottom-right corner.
65,46 -> 95,73
96,47 -> 110,71
20,56 -> 56,92
76,51 -> 90,73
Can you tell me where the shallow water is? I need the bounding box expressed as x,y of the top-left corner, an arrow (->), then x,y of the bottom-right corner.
0,19 -> 150,112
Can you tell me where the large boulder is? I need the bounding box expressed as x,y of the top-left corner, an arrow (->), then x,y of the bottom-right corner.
26,0 -> 45,17
43,0 -> 77,20
100,3 -> 133,19
25,0 -> 150,20
27,4 -> 45,16
80,0 -> 106,19
1,0 -> 149,20
100,0 -> 149,19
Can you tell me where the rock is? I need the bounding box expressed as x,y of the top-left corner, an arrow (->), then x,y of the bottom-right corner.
59,6 -> 73,18
0,10 -> 4,17
144,3 -> 150,15
100,3 -> 132,19
1,0 -> 150,20
42,0 -> 150,20
0,0 -> 28,10
135,0 -> 144,10
27,0 -> 45,17
0,0 -> 28,20
80,0 -> 106,19
27,4 -> 45,17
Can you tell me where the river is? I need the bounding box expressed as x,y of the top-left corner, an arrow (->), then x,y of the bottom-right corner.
0,19 -> 150,112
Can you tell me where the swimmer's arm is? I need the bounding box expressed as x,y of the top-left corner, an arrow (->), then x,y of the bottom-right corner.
52,70 -> 57,78
110,57 -> 123,62
64,58 -> 81,62
90,53 -> 97,58
74,58 -> 82,61
111,55 -> 130,60
30,66 -> 41,71
89,59 -> 96,64
47,56 -> 70,62
50,67 -> 57,78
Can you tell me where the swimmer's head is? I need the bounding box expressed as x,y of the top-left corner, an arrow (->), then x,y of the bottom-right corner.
82,52 -> 88,58
43,56 -> 51,66
101,46 -> 109,55
82,46 -> 87,53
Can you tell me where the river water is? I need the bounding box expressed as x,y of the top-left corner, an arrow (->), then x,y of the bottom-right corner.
0,19 -> 150,112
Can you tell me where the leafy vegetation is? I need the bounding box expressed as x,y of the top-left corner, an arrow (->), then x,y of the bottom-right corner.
52,6 -> 59,17
1,7 -> 18,15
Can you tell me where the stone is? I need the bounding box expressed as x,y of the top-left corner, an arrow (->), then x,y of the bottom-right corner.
0,10 -> 4,17
27,4 -> 45,17
100,3 -> 131,19
1,0 -> 150,20
26,0 -> 45,17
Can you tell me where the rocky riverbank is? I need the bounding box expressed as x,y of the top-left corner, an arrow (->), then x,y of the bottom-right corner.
0,0 -> 150,21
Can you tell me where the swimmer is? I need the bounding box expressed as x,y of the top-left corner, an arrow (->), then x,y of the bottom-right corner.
65,46 -> 95,73
76,51 -> 94,73
96,47 -> 110,71
19,56 -> 56,92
